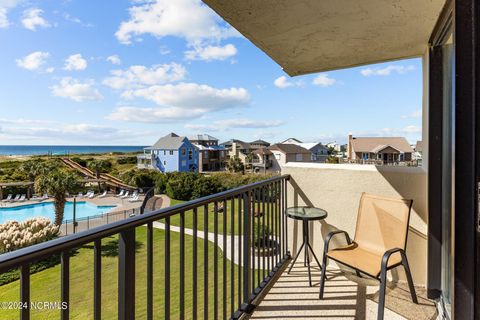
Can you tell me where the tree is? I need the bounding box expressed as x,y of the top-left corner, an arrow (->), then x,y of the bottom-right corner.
35,170 -> 79,226
227,156 -> 245,173
87,160 -> 112,178
19,160 -> 57,181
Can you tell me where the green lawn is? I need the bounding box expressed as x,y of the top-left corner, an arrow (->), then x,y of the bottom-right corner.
0,225 -> 242,320
168,197 -> 281,236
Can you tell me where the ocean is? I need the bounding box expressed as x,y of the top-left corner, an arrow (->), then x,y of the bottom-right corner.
0,145 -> 146,156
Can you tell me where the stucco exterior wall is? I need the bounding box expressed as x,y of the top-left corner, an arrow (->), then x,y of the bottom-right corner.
282,162 -> 428,286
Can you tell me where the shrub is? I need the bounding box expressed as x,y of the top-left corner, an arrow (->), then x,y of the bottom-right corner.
192,176 -> 221,199
165,172 -> 199,200
71,157 -> 87,167
117,156 -> 137,165
0,218 -> 59,253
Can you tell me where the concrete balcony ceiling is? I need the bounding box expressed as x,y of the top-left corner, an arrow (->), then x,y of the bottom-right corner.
203,0 -> 446,75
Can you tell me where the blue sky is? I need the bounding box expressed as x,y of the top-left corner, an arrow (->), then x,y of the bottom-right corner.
0,0 -> 423,146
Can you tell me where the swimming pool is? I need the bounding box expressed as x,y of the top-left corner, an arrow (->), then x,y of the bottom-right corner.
0,201 -> 116,224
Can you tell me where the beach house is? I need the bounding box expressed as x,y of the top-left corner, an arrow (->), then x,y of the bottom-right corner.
137,133 -> 199,173
347,134 -> 415,165
188,134 -> 226,172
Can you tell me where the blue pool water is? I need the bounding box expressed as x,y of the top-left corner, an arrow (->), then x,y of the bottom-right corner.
0,202 -> 116,224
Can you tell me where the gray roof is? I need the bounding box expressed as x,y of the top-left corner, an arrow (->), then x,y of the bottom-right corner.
188,134 -> 219,142
151,133 -> 188,150
268,144 -> 311,154
220,139 -> 251,149
250,139 -> 270,146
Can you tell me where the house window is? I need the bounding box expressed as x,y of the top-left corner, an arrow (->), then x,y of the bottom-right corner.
204,151 -> 208,159
188,149 -> 193,160
163,150 -> 166,155
295,154 -> 303,161
169,150 -> 174,155
275,153 -> 281,160
220,151 -> 224,157
362,152 -> 369,160
181,160 -> 186,166
163,160 -> 167,166
181,148 -> 186,155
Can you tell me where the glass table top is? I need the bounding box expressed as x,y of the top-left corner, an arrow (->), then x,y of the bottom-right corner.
286,206 -> 328,220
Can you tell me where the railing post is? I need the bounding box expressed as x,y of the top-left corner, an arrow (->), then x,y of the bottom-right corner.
242,190 -> 251,310
118,228 -> 135,320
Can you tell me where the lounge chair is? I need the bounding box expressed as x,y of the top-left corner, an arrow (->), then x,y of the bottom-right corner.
2,194 -> 12,202
121,191 -> 130,199
87,191 -> 95,199
319,193 -> 417,320
12,194 -> 21,202
97,191 -> 107,198
40,193 -> 48,201
128,195 -> 140,202
18,194 -> 26,202
116,190 -> 125,197
76,192 -> 84,198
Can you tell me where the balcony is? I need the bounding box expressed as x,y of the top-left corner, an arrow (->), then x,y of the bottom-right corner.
0,166 -> 435,319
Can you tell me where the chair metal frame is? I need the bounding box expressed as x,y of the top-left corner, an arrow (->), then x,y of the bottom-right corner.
318,196 -> 418,320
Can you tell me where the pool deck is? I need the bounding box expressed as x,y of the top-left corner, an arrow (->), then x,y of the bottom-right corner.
0,194 -> 144,212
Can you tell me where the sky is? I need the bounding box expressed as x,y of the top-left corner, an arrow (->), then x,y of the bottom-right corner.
0,0 -> 423,146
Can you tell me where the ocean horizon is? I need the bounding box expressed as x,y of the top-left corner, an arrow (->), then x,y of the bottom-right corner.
0,145 -> 146,156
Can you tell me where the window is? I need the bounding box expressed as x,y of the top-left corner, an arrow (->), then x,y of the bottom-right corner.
188,149 -> 193,160
169,150 -> 174,155
181,148 -> 186,155
181,160 -> 186,166
220,151 -> 224,157
275,153 -> 281,160
295,153 -> 303,161
204,151 -> 208,159
362,152 -> 369,160
163,150 -> 166,155
163,160 -> 167,166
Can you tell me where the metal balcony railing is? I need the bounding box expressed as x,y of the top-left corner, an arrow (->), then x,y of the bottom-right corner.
0,175 -> 291,320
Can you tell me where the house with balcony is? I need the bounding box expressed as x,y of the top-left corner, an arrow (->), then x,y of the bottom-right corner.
189,134 -> 226,172
347,135 -> 415,165
2,1 -> 478,320
249,139 -> 270,149
137,133 -> 199,173
220,139 -> 253,163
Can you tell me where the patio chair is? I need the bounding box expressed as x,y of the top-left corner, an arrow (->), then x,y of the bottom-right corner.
12,194 -> 20,202
116,190 -> 125,197
2,194 -> 12,202
319,193 -> 417,320
18,194 -> 26,202
121,191 -> 130,199
97,191 -> 107,198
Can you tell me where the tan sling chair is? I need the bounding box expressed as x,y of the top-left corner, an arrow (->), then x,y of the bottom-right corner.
319,193 -> 418,320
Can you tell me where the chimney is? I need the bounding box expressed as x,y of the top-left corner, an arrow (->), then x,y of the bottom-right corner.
347,134 -> 353,160
232,142 -> 238,156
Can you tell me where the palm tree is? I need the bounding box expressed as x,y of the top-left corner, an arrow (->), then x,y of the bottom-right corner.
87,160 -> 111,178
35,170 -> 79,226
227,156 -> 245,173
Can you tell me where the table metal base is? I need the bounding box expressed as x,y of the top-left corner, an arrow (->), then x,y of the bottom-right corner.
287,220 -> 322,286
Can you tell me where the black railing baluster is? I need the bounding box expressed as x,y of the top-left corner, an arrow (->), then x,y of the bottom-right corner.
193,207 -> 198,320
275,181 -> 279,267
266,184 -> 271,273
165,218 -> 170,320
180,211 -> 185,320
262,186 -> 266,280
251,190 -> 255,293
230,197 -> 235,316
222,199 -> 227,320
94,239 -> 101,320
118,228 -> 135,320
285,178 -> 289,257
256,188 -> 260,287
61,251 -> 69,320
281,180 -> 285,260
270,183 -> 274,273
20,264 -> 30,320
214,202 -> 219,320
237,196 -> 242,308
204,204 -> 209,320
243,191 -> 251,305
147,223 -> 153,320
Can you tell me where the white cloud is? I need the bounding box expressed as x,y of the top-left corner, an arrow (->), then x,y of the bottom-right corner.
106,55 -> 121,65
0,118 -> 52,125
273,76 -> 302,89
16,51 -> 50,71
50,77 -> 103,102
0,123 -> 151,144
185,118 -> 284,131
62,12 -> 93,27
312,73 -> 336,87
21,8 -> 50,31
115,0 -> 238,45
401,109 -> 422,119
108,83 -> 250,123
63,54 -> 88,71
121,82 -> 250,111
0,0 -> 22,29
185,44 -> 237,61
360,65 -> 415,76
103,63 -> 186,90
